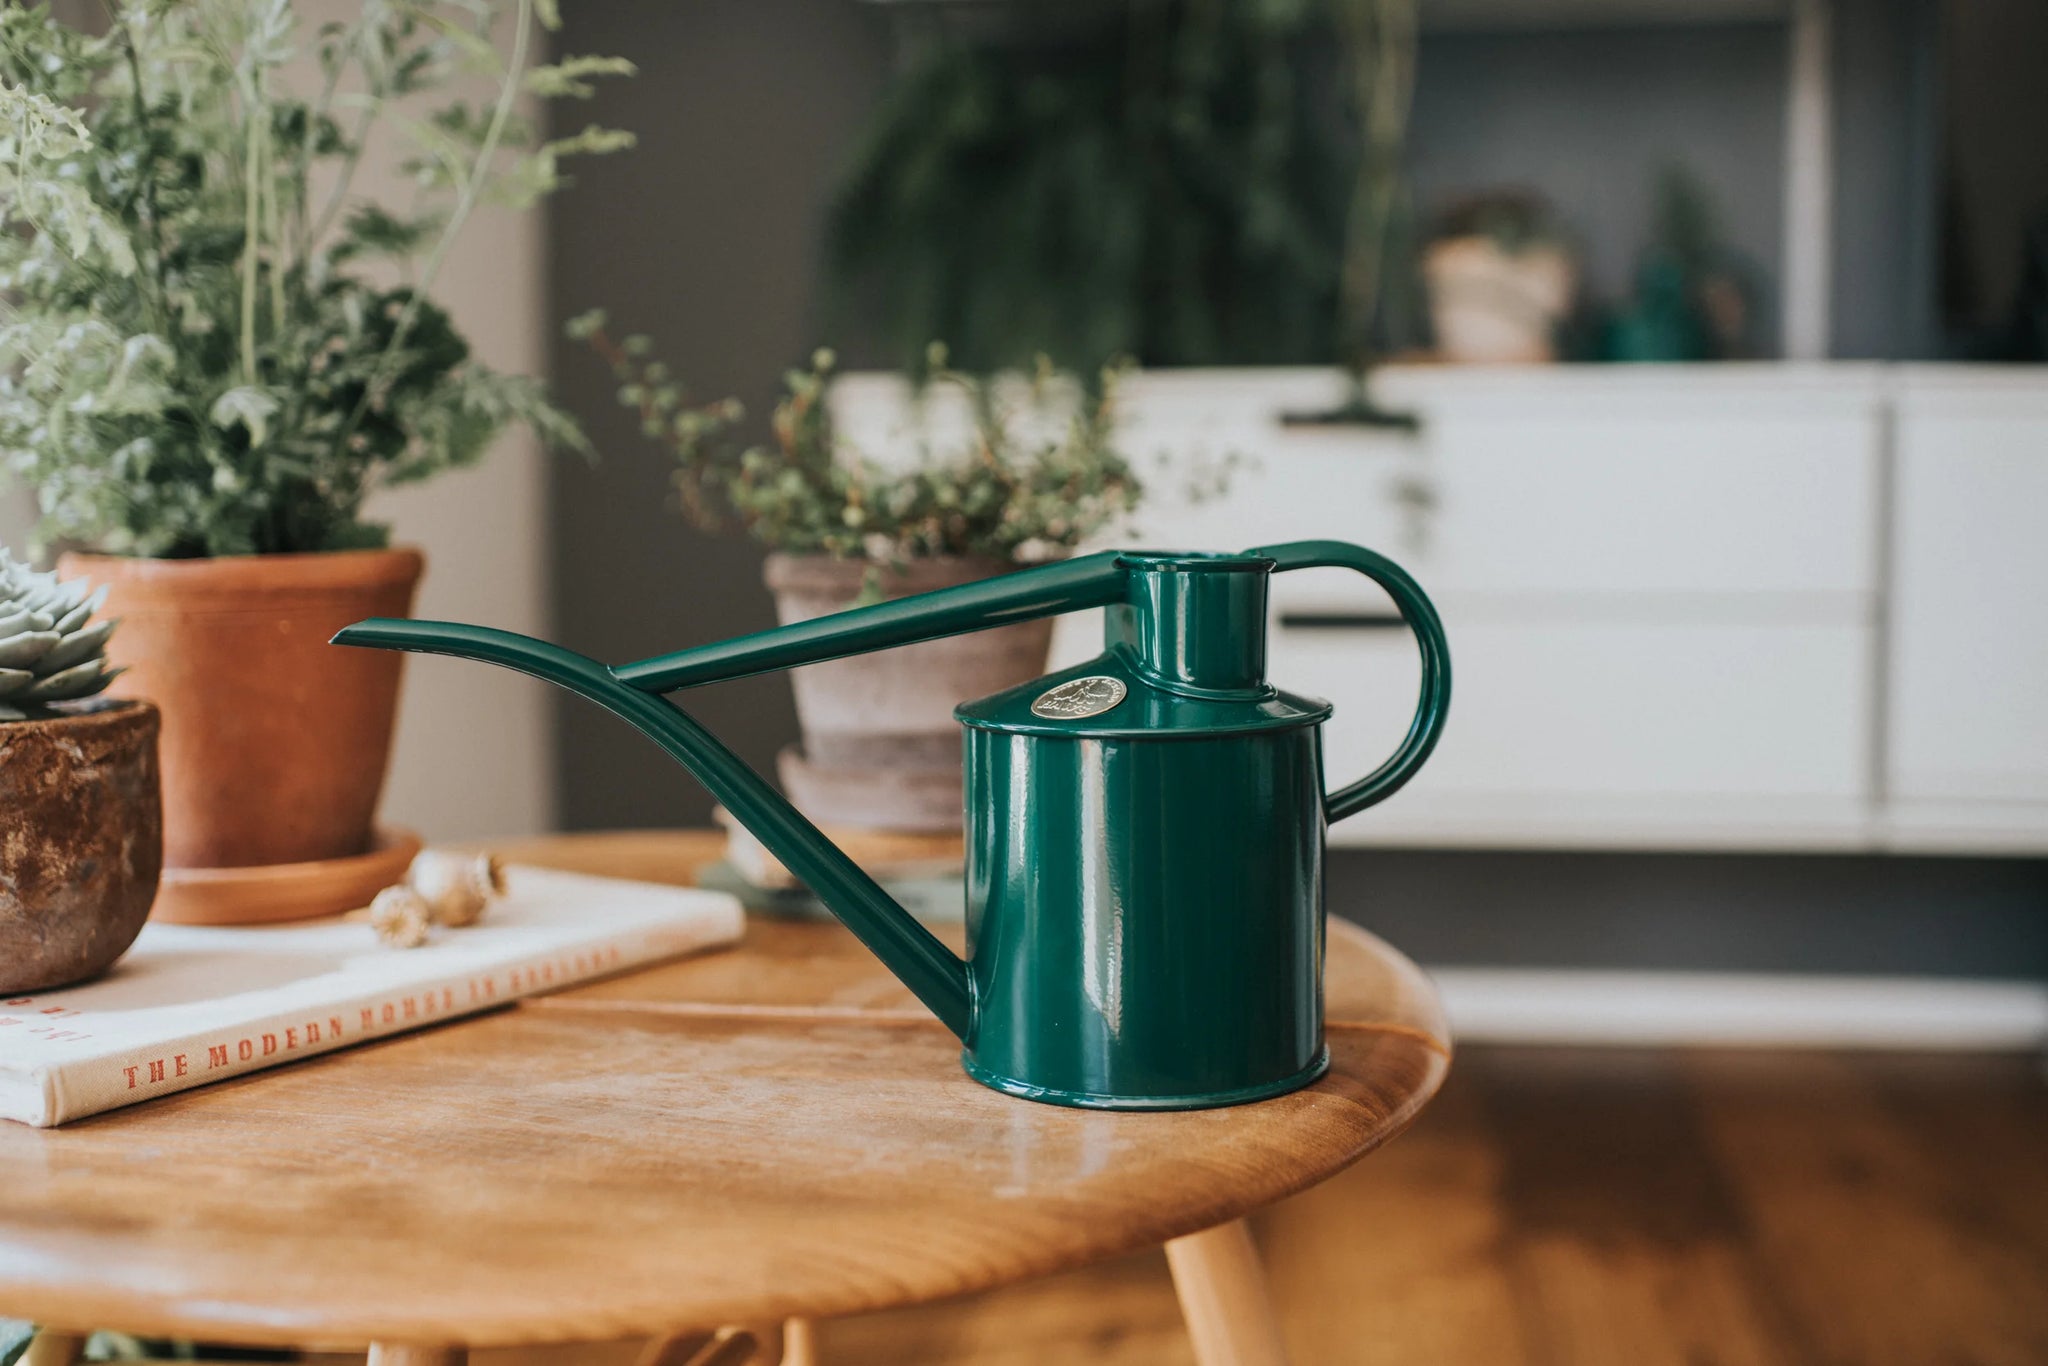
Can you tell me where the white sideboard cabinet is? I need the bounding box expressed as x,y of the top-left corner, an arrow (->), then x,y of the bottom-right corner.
832,363 -> 2048,856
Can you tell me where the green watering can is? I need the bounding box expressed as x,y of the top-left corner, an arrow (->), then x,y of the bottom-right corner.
334,540 -> 1449,1110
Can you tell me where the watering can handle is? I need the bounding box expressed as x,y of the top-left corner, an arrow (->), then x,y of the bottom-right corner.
1255,540 -> 1452,824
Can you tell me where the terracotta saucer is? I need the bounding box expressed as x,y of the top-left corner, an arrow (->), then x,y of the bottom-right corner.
150,827 -> 423,927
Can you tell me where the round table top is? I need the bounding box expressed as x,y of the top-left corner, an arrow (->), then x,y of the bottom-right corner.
0,830 -> 1450,1350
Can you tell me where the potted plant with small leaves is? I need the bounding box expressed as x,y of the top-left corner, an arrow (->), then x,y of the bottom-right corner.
0,548 -> 160,993
573,320 -> 1141,830
0,2 -> 630,919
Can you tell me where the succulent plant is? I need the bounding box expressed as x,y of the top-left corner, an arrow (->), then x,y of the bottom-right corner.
0,547 -> 121,721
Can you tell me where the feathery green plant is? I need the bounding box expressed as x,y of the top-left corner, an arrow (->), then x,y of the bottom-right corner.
825,0 -> 1422,378
0,0 -> 634,558
827,3 -> 1352,377
0,544 -> 120,720
570,316 -> 1143,563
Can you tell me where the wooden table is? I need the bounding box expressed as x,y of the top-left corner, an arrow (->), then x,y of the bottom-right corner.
0,831 -> 1450,1366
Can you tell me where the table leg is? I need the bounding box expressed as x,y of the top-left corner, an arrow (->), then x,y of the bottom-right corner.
1165,1220 -> 1290,1366
365,1345 -> 466,1366
22,1331 -> 85,1366
779,1318 -> 816,1366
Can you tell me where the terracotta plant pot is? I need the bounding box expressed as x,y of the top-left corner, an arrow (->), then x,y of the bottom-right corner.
764,554 -> 1056,832
0,701 -> 163,994
58,549 -> 423,872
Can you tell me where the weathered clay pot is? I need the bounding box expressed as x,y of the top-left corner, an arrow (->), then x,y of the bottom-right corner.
0,701 -> 163,993
59,549 -> 423,871
765,554 -> 1056,832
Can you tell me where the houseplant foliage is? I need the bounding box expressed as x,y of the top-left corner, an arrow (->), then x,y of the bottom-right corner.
0,0 -> 632,895
569,318 -> 1143,566
0,0 -> 629,557
827,0 -> 1422,380
0,547 -> 161,994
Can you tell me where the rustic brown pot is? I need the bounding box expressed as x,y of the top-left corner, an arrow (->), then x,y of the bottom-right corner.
0,701 -> 163,994
764,554 -> 1056,832
58,549 -> 423,871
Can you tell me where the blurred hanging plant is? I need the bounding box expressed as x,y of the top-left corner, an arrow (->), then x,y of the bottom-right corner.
0,0 -> 634,558
829,0 -> 1375,377
569,313 -> 1142,564
827,0 -> 1422,380
1331,0 -> 1420,373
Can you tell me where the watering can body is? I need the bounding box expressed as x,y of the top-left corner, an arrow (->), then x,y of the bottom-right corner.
335,541 -> 1449,1109
960,688 -> 1328,1105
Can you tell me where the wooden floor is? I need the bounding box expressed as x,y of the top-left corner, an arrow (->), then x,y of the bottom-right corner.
800,1046 -> 2048,1366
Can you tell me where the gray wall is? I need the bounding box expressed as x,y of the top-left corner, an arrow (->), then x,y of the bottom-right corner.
1829,0 -> 1942,358
545,2 -> 2046,978
550,0 -> 893,833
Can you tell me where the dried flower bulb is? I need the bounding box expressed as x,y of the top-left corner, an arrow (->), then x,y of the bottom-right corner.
407,850 -> 506,927
370,885 -> 433,949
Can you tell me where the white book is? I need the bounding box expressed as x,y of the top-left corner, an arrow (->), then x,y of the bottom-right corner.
0,864 -> 743,1127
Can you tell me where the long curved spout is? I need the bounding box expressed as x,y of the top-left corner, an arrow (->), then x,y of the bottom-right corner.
331,618 -> 975,1040
614,550 -> 1128,692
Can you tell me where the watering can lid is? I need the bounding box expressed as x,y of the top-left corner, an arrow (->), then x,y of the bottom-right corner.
955,654 -> 1332,740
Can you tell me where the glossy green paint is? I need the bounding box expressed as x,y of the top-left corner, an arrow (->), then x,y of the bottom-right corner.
1115,551 -> 1274,696
333,539 -> 1450,1109
961,720 -> 1329,1107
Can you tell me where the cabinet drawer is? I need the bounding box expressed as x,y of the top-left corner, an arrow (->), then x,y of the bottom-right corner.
1888,387 -> 2048,805
1043,608 -> 1878,849
1271,616 -> 1873,846
837,365 -> 1883,604
1122,367 -> 1882,602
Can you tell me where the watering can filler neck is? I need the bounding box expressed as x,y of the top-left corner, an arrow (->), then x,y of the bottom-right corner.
333,539 -> 1451,1100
